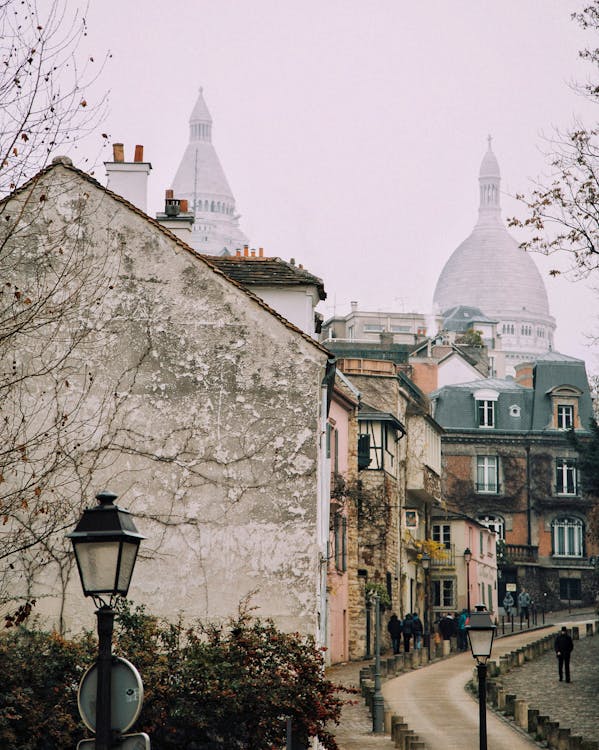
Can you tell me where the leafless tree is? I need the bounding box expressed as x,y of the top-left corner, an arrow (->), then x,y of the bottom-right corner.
509,3 -> 599,279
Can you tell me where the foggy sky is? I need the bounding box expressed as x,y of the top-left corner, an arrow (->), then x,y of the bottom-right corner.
71,0 -> 598,372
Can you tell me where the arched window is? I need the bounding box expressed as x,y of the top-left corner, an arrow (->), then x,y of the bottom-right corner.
477,514 -> 505,539
552,517 -> 584,557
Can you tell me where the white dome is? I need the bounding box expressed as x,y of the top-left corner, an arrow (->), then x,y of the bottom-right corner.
433,141 -> 556,361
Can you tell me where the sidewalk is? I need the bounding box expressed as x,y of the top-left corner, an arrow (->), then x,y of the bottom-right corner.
327,609 -> 596,750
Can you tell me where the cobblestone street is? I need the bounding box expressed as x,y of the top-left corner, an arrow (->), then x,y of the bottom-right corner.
501,627 -> 599,744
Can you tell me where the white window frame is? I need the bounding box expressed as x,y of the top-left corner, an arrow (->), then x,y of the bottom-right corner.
433,578 -> 455,608
555,458 -> 578,496
476,514 -> 505,539
432,523 -> 451,549
476,455 -> 498,493
557,404 -> 574,430
552,517 -> 584,558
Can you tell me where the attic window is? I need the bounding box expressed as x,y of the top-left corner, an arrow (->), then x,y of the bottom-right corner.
509,405 -> 521,418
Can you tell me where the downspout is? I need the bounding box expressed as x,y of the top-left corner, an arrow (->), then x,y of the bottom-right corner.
526,444 -> 532,547
317,357 -> 336,653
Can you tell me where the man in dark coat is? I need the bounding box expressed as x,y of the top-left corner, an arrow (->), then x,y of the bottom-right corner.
438,613 -> 456,641
387,613 -> 403,655
555,626 -> 574,682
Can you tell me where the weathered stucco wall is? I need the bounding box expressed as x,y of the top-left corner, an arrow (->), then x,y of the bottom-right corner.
2,165 -> 329,636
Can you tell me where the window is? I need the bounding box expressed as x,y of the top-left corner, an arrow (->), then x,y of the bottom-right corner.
559,577 -> 581,600
557,404 -> 574,430
432,523 -> 451,549
333,513 -> 347,572
476,456 -> 498,493
433,579 -> 455,608
477,400 -> 495,428
363,324 -> 384,332
390,325 -> 411,333
552,517 -> 584,557
555,458 -> 578,496
476,514 -> 505,539
480,531 -> 484,555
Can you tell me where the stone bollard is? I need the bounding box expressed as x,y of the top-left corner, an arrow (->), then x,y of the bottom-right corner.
392,721 -> 408,747
395,653 -> 406,672
496,687 -> 506,711
569,736 -> 584,750
359,667 -> 370,683
442,639 -> 451,657
486,680 -> 498,706
528,708 -> 539,734
516,648 -> 525,666
586,622 -> 594,637
487,659 -> 498,678
420,648 -> 428,666
545,721 -> 560,748
380,660 -> 388,677
537,715 -> 550,741
397,726 -> 414,750
572,626 -> 580,640
505,693 -> 516,716
361,678 -> 374,698
408,742 -> 426,750
525,644 -> 534,661
387,657 -> 396,675
410,650 -> 420,669
499,655 -> 510,674
384,708 -> 393,734
514,699 -> 528,729
581,740 -> 599,750
556,727 -> 571,750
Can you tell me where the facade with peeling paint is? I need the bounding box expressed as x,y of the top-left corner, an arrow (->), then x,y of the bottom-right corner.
0,158 -> 334,640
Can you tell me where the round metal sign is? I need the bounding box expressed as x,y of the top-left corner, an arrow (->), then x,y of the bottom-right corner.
78,656 -> 144,733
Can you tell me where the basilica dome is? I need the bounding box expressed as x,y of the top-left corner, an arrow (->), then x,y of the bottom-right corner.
433,140 -> 556,365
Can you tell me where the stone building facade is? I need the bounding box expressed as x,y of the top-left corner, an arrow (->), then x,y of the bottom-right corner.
1,158 -> 334,640
432,353 -> 598,610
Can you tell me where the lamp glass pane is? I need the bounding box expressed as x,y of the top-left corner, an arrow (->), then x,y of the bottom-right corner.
467,628 -> 494,659
74,540 -> 120,594
116,541 -> 140,594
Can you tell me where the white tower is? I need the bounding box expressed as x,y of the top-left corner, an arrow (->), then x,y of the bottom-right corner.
171,88 -> 248,255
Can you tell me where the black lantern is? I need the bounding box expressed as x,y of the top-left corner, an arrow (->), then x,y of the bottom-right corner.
68,490 -> 145,599
466,605 -> 496,664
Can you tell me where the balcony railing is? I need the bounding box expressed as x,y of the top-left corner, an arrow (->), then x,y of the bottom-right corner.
503,544 -> 538,563
431,543 -> 455,567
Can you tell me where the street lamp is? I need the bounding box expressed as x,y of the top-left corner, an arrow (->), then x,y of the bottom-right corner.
68,490 -> 145,750
464,547 -> 472,613
368,590 -> 385,733
466,605 -> 496,750
421,552 -> 431,659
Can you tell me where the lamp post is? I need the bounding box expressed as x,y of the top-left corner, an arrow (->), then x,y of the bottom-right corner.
421,552 -> 431,659
464,547 -> 472,613
369,591 -> 385,733
466,605 -> 496,750
68,490 -> 145,750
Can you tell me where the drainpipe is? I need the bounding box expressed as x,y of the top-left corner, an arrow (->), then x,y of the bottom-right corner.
526,445 -> 532,547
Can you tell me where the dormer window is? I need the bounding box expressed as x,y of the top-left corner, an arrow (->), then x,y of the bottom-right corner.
548,385 -> 582,431
474,388 -> 499,428
557,404 -> 574,430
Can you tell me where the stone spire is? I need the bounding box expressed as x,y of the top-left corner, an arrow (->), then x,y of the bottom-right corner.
170,88 -> 248,255
477,135 -> 501,226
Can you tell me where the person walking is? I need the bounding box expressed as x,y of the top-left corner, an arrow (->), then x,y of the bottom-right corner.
412,612 -> 423,650
387,613 -> 403,655
503,591 -> 514,618
457,609 -> 469,651
518,587 -> 531,621
438,612 -> 455,641
555,626 -> 574,682
402,613 -> 414,653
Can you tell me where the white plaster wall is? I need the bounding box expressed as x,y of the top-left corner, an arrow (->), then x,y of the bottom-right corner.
2,166 -> 328,637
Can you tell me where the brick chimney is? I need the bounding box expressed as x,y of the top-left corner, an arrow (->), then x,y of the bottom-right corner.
105,143 -> 152,213
155,188 -> 194,241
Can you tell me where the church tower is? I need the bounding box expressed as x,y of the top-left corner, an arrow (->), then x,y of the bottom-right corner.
171,88 -> 248,255
433,138 -> 556,373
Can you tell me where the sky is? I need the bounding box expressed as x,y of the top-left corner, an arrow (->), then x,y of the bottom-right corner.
66,0 -> 598,373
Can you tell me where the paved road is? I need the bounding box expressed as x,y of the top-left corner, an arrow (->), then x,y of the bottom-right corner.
382,629 -> 545,750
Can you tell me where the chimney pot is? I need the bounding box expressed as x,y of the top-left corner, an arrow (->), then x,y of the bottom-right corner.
299,263 -> 303,269
165,189 -> 174,200
259,247 -> 264,257
250,249 -> 256,257
134,144 -> 144,162
180,199 -> 188,212
236,249 -> 241,257
243,245 -> 249,257
113,143 -> 124,162
351,301 -> 358,311
165,197 -> 181,217
290,257 -> 295,266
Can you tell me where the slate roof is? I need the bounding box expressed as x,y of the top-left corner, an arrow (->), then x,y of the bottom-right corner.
202,255 -> 326,300
442,305 -> 498,332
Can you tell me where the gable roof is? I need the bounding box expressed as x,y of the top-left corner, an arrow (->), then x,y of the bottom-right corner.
203,255 -> 326,301
3,158 -> 332,358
